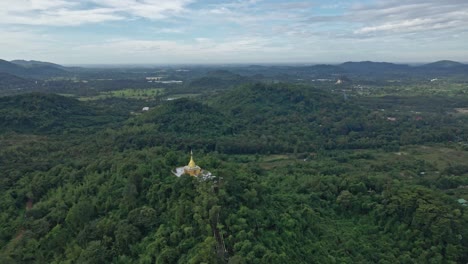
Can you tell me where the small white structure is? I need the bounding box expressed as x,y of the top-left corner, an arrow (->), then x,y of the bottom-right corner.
142,107 -> 150,111
146,77 -> 163,81
159,80 -> 183,84
458,199 -> 467,207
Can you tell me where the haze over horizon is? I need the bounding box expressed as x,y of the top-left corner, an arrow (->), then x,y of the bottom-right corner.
1,0 -> 467,65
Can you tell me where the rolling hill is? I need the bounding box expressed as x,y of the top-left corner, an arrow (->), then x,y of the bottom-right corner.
0,80 -> 467,263
187,70 -> 251,91
11,60 -> 67,70
421,60 -> 465,69
0,59 -> 69,79
0,93 -> 123,133
339,61 -> 411,77
0,72 -> 34,89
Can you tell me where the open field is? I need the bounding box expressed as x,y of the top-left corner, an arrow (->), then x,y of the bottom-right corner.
455,108 -> 468,114
164,93 -> 201,100
238,144 -> 468,200
364,82 -> 468,97
63,88 -> 166,101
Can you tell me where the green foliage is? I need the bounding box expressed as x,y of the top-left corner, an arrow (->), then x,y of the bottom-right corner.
1,81 -> 467,263
0,93 -> 125,134
184,70 -> 251,93
132,98 -> 229,137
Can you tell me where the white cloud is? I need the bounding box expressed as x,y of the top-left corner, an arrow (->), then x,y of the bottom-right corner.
29,0 -> 75,10
350,1 -> 468,37
354,18 -> 464,35
1,0 -> 467,63
155,28 -> 185,34
89,0 -> 193,19
0,0 -> 194,26
2,8 -> 124,26
67,35 -> 294,64
0,28 -> 68,61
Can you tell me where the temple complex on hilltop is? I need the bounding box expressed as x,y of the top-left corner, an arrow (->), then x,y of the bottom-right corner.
172,151 -> 213,179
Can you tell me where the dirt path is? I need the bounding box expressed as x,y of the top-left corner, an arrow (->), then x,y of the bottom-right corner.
10,198 -> 33,244
26,198 -> 33,210
211,210 -> 228,262
455,108 -> 468,114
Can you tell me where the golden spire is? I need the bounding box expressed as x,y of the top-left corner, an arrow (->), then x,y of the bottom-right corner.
188,150 -> 196,168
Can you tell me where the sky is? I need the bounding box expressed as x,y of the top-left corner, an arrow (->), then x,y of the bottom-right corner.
0,0 -> 467,65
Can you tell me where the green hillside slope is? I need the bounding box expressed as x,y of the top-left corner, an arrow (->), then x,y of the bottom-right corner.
0,93 -> 123,133
0,83 -> 467,263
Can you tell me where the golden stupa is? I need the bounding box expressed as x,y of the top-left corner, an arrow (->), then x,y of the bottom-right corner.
172,151 -> 214,179
184,150 -> 201,176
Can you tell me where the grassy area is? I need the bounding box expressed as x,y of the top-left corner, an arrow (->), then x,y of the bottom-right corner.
236,144 -> 468,200
164,93 -> 201,100
364,82 -> 468,97
57,93 -> 76,97
403,145 -> 468,169
78,88 -> 165,101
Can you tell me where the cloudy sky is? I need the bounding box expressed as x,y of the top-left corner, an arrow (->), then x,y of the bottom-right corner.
1,0 -> 467,64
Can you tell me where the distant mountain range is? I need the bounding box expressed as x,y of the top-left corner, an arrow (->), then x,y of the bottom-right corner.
10,59 -> 68,70
420,60 -> 465,68
0,59 -> 466,81
0,59 -> 69,79
339,60 -> 467,75
188,70 -> 250,91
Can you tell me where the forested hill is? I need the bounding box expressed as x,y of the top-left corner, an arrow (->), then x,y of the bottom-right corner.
187,70 -> 251,92
421,60 -> 465,69
1,58 -> 467,85
340,61 -> 411,73
91,83 -> 468,155
211,83 -> 342,117
0,82 -> 467,263
418,60 -> 468,74
0,60 -> 29,77
0,93 -> 124,133
0,59 -> 68,79
10,60 -> 67,70
209,83 -> 466,152
132,98 -> 229,137
209,83 -> 354,152
0,73 -> 34,89
99,83 -> 363,152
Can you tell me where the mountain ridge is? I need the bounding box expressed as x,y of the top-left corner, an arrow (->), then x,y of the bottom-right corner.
11,59 -> 67,70
0,59 -> 68,79
420,60 -> 465,68
1,58 -> 467,80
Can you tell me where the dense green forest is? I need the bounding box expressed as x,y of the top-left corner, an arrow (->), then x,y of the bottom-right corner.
1,62 -> 468,263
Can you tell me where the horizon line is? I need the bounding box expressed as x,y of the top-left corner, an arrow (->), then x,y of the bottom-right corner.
62,60 -> 467,68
